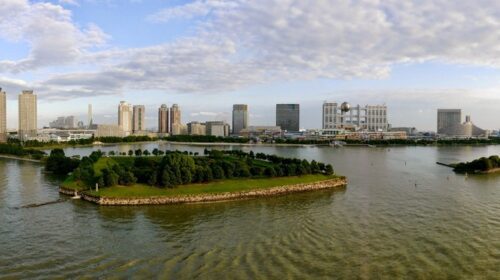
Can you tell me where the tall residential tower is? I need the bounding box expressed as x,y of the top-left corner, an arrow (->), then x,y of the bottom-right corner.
169,104 -> 181,135
132,105 -> 146,133
18,90 -> 37,141
158,104 -> 169,134
118,101 -> 133,136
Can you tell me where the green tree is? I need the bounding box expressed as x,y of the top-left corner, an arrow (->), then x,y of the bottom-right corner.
135,149 -> 143,157
325,164 -> 334,175
128,150 -> 134,156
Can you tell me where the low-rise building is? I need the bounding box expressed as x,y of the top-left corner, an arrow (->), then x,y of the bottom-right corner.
240,126 -> 282,138
187,122 -> 206,136
95,124 -> 124,138
206,121 -> 230,137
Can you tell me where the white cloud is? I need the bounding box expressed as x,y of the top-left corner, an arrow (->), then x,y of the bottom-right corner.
0,0 -> 108,73
3,0 -> 500,103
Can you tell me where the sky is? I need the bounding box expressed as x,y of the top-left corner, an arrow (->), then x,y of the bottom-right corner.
1,0 -> 500,131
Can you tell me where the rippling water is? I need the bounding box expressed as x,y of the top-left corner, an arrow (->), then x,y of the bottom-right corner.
1,144 -> 499,279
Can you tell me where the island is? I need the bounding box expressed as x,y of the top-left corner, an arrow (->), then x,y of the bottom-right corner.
452,155 -> 500,174
53,148 -> 347,205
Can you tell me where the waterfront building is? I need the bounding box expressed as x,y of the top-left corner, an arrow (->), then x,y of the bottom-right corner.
118,101 -> 133,136
132,105 -> 146,133
206,121 -> 230,137
438,115 -> 486,138
232,104 -> 248,135
0,89 -> 6,142
169,104 -> 181,135
187,122 -> 206,136
437,109 -> 461,135
322,102 -> 388,132
18,90 -> 37,141
49,116 -> 76,129
390,127 -> 418,136
171,123 -> 188,135
240,126 -> 282,138
276,104 -> 300,132
158,104 -> 169,134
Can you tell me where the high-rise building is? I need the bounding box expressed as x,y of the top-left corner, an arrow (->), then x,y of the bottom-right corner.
437,109 -> 461,134
158,104 -> 169,134
169,104 -> 181,135
322,102 -> 388,132
18,90 -> 37,141
88,104 -> 93,128
118,101 -> 133,136
0,88 -> 6,142
276,104 -> 300,132
232,104 -> 248,135
132,105 -> 146,133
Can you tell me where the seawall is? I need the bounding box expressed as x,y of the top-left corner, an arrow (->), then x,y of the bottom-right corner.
60,178 -> 347,206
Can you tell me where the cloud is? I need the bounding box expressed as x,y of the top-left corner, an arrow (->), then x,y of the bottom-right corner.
0,0 -> 108,73
3,0 -> 500,101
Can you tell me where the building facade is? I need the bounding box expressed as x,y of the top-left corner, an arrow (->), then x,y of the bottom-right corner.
18,90 -> 37,141
437,109 -> 461,135
322,102 -> 388,132
232,104 -> 248,135
206,121 -> 230,137
132,105 -> 146,133
0,89 -> 6,142
158,104 -> 169,134
187,122 -> 206,136
276,104 -> 300,132
169,104 -> 181,135
118,101 -> 133,136
95,124 -> 124,138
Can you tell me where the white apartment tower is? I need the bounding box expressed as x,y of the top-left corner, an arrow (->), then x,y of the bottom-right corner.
322,102 -> 388,132
169,104 -> 181,135
158,104 -> 169,134
118,101 -> 133,136
18,90 -> 37,141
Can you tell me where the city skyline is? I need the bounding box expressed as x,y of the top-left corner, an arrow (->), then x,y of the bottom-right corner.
0,1 -> 499,131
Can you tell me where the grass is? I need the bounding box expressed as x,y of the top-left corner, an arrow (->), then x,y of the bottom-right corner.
79,174 -> 340,198
61,175 -> 88,191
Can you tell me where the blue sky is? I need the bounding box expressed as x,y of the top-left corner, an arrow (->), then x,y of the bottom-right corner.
1,0 -> 500,131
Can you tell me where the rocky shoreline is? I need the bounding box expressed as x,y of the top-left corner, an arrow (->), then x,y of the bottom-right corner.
60,177 -> 347,206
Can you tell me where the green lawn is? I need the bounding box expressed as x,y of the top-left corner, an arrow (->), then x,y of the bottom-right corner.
82,174 -> 340,198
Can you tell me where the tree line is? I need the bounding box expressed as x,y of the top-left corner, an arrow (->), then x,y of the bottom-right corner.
58,148 -> 335,189
453,155 -> 500,173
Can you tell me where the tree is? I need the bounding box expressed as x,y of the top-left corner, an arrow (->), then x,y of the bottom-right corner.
128,150 -> 134,156
109,151 -> 116,156
102,168 -> 119,187
161,168 -> 175,188
325,164 -> 334,175
147,171 -> 157,186
152,148 -> 159,156
310,160 -> 320,174
212,165 -> 225,179
180,167 -> 193,184
264,167 -> 276,177
158,150 -> 165,156
135,149 -> 143,157
143,149 -> 150,156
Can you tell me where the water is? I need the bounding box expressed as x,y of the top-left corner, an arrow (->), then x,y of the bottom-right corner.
1,144 -> 499,279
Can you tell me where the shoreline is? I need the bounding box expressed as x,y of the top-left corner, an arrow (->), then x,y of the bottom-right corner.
0,154 -> 42,163
60,177 -> 347,206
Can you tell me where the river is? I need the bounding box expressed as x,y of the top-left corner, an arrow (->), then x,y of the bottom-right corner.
0,143 -> 499,279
